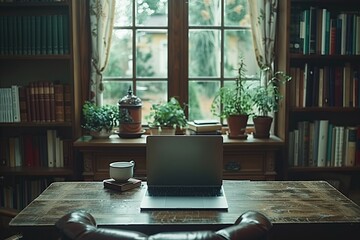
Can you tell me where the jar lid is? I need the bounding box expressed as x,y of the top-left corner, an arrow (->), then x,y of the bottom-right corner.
118,86 -> 142,107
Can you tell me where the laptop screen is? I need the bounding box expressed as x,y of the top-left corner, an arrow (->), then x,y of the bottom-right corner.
146,135 -> 223,187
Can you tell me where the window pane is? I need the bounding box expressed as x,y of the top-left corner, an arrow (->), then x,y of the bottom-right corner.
104,30 -> 132,78
114,0 -> 132,26
189,30 -> 221,77
224,0 -> 250,27
103,81 -> 133,105
136,81 -> 167,124
136,0 -> 168,26
189,0 -> 221,26
136,30 -> 168,78
224,30 -> 259,78
189,80 -> 220,121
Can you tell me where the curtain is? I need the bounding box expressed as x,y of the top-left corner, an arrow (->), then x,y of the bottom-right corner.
248,0 -> 278,85
89,0 -> 115,105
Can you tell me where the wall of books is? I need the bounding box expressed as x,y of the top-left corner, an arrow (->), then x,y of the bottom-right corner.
290,5 -> 360,55
0,14 -> 69,56
0,82 -> 71,123
289,63 -> 360,108
288,120 -> 360,168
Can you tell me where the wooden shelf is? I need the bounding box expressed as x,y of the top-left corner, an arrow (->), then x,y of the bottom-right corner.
0,122 -> 72,127
0,55 -> 72,60
0,166 -> 73,176
287,166 -> 360,173
289,107 -> 360,113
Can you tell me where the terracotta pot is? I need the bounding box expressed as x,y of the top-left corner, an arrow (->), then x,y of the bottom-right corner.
253,116 -> 273,139
227,114 -> 248,139
149,126 -> 176,135
90,128 -> 112,139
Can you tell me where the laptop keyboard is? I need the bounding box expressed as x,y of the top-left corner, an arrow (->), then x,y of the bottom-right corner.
147,187 -> 223,197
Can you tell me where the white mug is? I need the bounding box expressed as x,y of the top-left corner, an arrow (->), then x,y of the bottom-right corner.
109,160 -> 135,182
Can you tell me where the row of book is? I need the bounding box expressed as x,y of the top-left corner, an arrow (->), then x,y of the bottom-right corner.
0,129 -> 72,168
0,13 -> 69,55
0,82 -> 71,123
289,64 -> 360,108
288,121 -> 360,168
0,0 -> 67,2
0,177 -> 62,210
290,6 -> 360,55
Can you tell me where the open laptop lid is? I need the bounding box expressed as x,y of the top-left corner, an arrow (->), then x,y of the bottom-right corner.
146,135 -> 223,187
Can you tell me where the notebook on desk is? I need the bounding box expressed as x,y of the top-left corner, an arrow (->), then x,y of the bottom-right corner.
140,135 -> 228,211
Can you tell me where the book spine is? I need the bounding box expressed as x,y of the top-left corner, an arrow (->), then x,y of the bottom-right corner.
43,81 -> 51,122
63,14 -> 69,54
52,15 -> 59,55
19,86 -> 27,122
38,81 -> 45,122
54,84 -> 64,122
317,120 -> 329,167
344,127 -> 357,167
26,86 -> 32,122
46,15 -> 53,54
34,81 -> 40,122
49,82 -> 56,122
64,84 -> 71,122
41,15 -> 47,55
47,129 -> 55,168
58,14 -> 64,54
11,85 -> 20,122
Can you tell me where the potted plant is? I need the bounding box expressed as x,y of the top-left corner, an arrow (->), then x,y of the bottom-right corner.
81,101 -> 119,138
251,66 -> 291,138
145,97 -> 187,135
211,59 -> 253,139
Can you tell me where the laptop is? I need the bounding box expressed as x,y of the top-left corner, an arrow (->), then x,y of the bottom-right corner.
140,135 -> 228,210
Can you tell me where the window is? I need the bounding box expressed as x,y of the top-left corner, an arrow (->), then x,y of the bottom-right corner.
103,0 -> 260,124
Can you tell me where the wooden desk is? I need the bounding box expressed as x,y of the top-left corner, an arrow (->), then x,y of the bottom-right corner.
10,180 -> 360,240
74,134 -> 284,181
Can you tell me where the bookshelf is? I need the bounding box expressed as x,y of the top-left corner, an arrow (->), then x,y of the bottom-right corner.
277,0 -> 360,201
0,0 -> 81,210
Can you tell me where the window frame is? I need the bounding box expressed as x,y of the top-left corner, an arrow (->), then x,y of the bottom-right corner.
102,0 -> 259,124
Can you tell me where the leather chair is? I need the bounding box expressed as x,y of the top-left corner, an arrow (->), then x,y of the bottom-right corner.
55,210 -> 272,240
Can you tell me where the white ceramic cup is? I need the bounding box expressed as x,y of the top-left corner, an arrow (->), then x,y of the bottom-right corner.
109,160 -> 135,182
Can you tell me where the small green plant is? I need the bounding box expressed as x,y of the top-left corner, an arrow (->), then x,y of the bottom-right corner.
82,101 -> 119,132
211,59 -> 253,118
145,97 -> 187,129
252,67 -> 291,116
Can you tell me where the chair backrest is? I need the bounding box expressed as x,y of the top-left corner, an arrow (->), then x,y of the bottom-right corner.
55,210 -> 272,240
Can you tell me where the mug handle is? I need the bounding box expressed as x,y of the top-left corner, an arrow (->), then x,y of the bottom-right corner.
130,160 -> 135,166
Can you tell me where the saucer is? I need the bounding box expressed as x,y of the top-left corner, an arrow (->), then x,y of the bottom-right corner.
227,132 -> 248,139
115,130 -> 145,139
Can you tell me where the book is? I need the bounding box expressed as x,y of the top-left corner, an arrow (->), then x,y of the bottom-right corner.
316,120 -> 329,167
49,82 -> 56,121
64,84 -> 71,122
187,121 -> 222,132
43,81 -> 51,122
18,86 -> 28,122
24,135 -> 34,167
47,129 -> 56,168
344,127 -> 357,167
38,81 -> 45,121
186,129 -> 222,135
103,178 -> 141,192
54,83 -> 64,122
11,85 -> 20,122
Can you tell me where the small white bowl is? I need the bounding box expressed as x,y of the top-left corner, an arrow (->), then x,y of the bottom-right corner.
109,160 -> 135,182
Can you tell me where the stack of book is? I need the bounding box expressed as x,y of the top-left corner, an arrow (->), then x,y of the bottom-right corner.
187,120 -> 222,135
